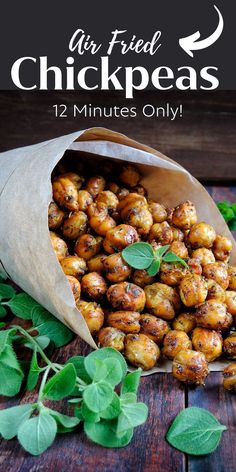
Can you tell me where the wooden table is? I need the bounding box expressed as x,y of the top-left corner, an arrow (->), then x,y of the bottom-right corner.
0,91 -> 235,472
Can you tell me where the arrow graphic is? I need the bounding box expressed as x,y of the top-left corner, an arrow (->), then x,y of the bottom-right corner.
179,5 -> 224,58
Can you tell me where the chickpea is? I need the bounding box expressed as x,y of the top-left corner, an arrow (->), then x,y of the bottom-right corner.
62,172 -> 84,191
119,164 -> 140,187
163,330 -> 192,360
148,200 -> 167,223
77,190 -> 93,211
148,222 -> 173,245
96,190 -> 119,212
172,201 -> 197,230
191,248 -> 215,266
132,269 -> 155,288
223,334 -> 236,359
172,349 -> 209,384
124,333 -> 160,370
117,187 -> 130,200
60,255 -> 87,278
173,312 -> 196,333
81,272 -> 107,300
213,235 -> 232,262
107,282 -> 146,312
133,184 -> 147,196
50,231 -> 68,261
166,207 -> 174,224
225,291 -> 236,316
85,175 -> 106,198
124,206 -> 153,237
140,314 -> 170,344
48,202 -> 65,230
196,300 -> 233,330
118,193 -> 146,214
206,279 -> 226,303
104,253 -> 132,283
188,222 -> 216,249
98,327 -> 125,352
107,311 -> 140,333
169,241 -> 188,259
170,227 -> 184,242
144,283 -> 181,320
228,266 -> 236,290
52,175 -> 80,211
179,274 -> 208,307
103,224 -> 139,254
187,258 -> 202,276
192,328 -> 222,362
88,203 -> 116,236
87,253 -> 107,273
62,211 -> 88,240
66,275 -> 81,301
223,363 -> 236,392
74,234 -> 103,261
160,262 -> 187,286
77,300 -> 104,334
203,262 -> 229,290
107,182 -> 120,194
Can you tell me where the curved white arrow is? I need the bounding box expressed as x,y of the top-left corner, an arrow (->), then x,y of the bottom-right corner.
179,5 -> 224,58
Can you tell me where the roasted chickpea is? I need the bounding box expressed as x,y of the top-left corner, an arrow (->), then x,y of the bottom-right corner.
148,200 -> 167,223
87,253 -> 107,273
133,184 -> 147,196
225,291 -> 236,316
62,172 -> 84,191
223,334 -> 236,359
107,282 -> 146,312
74,234 -> 103,261
196,300 -> 233,330
107,182 -> 120,194
117,187 -> 130,200
77,190 -> 93,211
166,207 -> 174,224
144,283 -> 181,320
124,206 -> 153,237
60,255 -> 87,278
98,327 -> 125,352
228,266 -> 236,290
160,262 -> 187,286
203,262 -> 229,289
187,258 -> 202,275
140,314 -> 170,344
179,274 -> 208,307
96,190 -> 119,212
86,175 -> 106,198
88,202 -> 116,236
48,202 -> 65,230
172,349 -> 209,384
132,269 -> 155,288
173,312 -> 196,333
170,227 -> 184,242
119,164 -> 140,187
206,279 -> 226,303
107,311 -> 140,333
77,300 -> 104,334
66,275 -> 81,301
81,272 -> 107,300
213,235 -> 232,262
163,330 -> 192,360
118,193 -> 146,214
148,222 -> 173,245
104,253 -> 132,283
191,248 -> 215,266
52,175 -> 80,211
188,222 -> 216,249
50,231 -> 68,261
192,328 -> 222,362
172,201 -> 197,230
62,211 -> 88,240
124,333 -> 160,370
223,363 -> 236,392
169,241 -> 188,259
103,224 -> 139,254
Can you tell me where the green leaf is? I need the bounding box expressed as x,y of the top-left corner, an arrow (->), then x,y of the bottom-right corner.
93,358 -> 123,387
83,381 -> 114,413
163,251 -> 188,267
0,339 -> 24,397
154,244 -> 170,257
120,393 -> 137,404
17,411 -> 57,456
122,242 -> 154,269
5,293 -> 39,319
32,306 -> 73,347
121,369 -> 142,395
229,219 -> 236,231
0,322 -> 6,328
0,305 -> 7,318
84,347 -> 127,380
166,407 -> 227,456
0,404 -> 33,439
82,402 -> 100,423
46,409 -> 80,432
26,350 -> 41,391
217,202 -> 235,222
117,402 -> 148,435
0,284 -> 16,301
42,364 -> 77,400
147,259 -> 161,276
27,336 -> 51,351
65,355 -> 91,384
0,328 -> 16,354
84,420 -> 133,448
100,392 -> 121,420
231,203 -> 236,216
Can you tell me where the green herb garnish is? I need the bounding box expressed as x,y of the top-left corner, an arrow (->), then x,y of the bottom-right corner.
122,242 -> 188,276
217,200 -> 236,230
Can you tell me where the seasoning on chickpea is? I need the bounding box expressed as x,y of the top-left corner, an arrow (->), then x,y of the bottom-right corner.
52,174 -> 80,211
98,327 -> 125,352
172,312 -> 196,333
96,190 -> 119,212
74,234 -> 103,261
172,201 -> 197,230
107,311 -> 140,334
48,202 -> 65,230
203,262 -> 229,290
195,300 -> 233,330
85,175 -> 106,198
225,291 -> 236,315
87,253 -> 107,273
107,282 -> 146,312
170,227 -> 184,242
228,266 -> 236,290
140,314 -> 170,344
206,279 -> 226,303
81,272 -> 107,301
124,333 -> 160,370
191,248 -> 215,266
148,222 -> 173,245
62,211 -> 88,240
213,235 -> 233,262
188,222 -> 216,249
223,334 -> 236,359
104,253 -> 132,283
103,224 -> 139,254
192,328 -> 222,362
132,269 -> 155,288
162,330 -> 192,360
66,275 -> 81,301
144,283 -> 181,320
60,255 -> 87,278
77,300 -> 104,334
187,258 -> 202,275
160,261 -> 187,286
223,363 -> 236,392
77,190 -> 93,211
172,349 -> 209,384
88,202 -> 116,236
148,200 -> 167,223
50,231 -> 68,261
179,273 -> 208,307
169,241 -> 188,259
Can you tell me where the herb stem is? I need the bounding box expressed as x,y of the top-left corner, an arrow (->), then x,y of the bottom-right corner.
38,366 -> 51,401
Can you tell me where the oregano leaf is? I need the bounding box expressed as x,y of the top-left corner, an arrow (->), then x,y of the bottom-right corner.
122,242 -> 154,269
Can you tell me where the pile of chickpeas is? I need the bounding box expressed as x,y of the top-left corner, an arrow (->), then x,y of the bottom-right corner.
49,159 -> 236,391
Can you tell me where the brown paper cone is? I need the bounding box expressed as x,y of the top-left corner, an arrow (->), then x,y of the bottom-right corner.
0,127 -> 235,373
